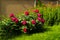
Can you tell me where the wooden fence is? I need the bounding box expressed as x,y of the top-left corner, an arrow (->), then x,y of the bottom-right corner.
0,0 -> 60,17
0,0 -> 34,16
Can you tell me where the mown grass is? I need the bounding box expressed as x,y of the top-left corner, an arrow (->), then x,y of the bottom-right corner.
10,24 -> 60,40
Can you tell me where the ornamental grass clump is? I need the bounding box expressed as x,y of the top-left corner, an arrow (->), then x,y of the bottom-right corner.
1,9 -> 45,34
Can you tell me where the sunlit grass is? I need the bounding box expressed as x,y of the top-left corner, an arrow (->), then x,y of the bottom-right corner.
10,24 -> 60,40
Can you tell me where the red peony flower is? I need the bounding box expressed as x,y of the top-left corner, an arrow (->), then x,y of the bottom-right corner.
23,28 -> 27,33
24,11 -> 29,16
11,17 -> 19,23
15,19 -> 19,23
41,18 -> 45,23
37,17 -> 41,21
37,17 -> 45,23
34,9 -> 39,13
11,17 -> 17,22
21,20 -> 27,25
9,13 -> 14,17
31,20 -> 36,24
37,13 -> 42,17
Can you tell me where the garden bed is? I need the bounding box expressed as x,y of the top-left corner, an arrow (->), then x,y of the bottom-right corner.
0,6 -> 60,40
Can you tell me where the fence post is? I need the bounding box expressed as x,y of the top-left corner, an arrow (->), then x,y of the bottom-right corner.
34,0 -> 36,7
56,1 -> 58,6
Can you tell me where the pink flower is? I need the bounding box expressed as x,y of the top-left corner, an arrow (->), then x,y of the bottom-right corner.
15,19 -> 19,23
37,17 -> 45,23
24,11 -> 29,16
9,13 -> 14,17
11,17 -> 19,23
41,19 -> 45,23
31,20 -> 36,24
11,17 -> 17,22
37,13 -> 42,17
34,9 -> 39,13
21,20 -> 27,25
23,28 -> 27,33
37,17 -> 41,21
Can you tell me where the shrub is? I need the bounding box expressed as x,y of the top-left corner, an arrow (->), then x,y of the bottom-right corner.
0,9 -> 45,34
37,6 -> 60,26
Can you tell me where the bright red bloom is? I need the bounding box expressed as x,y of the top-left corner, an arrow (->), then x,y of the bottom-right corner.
34,9 -> 39,13
37,17 -> 41,21
37,17 -> 45,23
24,11 -> 29,16
11,17 -> 17,22
10,13 -> 14,17
15,19 -> 19,23
11,17 -> 19,23
31,20 -> 36,24
41,18 -> 45,23
23,28 -> 27,33
37,13 -> 42,17
21,20 -> 27,25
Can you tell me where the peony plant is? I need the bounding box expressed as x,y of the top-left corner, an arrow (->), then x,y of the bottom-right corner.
1,9 -> 45,34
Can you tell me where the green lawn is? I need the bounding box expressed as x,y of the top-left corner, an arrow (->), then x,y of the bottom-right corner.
10,24 -> 60,40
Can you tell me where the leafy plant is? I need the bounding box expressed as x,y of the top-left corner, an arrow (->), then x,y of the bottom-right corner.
0,9 -> 45,35
37,6 -> 60,26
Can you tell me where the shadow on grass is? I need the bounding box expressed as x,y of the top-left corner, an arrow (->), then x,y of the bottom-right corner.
0,27 -> 51,40
26,27 -> 51,35
0,30 -> 23,40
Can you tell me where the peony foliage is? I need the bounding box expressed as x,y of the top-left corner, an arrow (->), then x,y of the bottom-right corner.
1,9 -> 45,34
